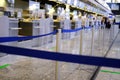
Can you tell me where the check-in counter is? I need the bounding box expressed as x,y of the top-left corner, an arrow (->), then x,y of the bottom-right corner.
19,18 -> 54,47
0,16 -> 19,56
19,20 -> 58,36
0,16 -> 19,46
9,18 -> 20,46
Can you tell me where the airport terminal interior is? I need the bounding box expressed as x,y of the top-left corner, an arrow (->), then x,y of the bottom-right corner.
0,0 -> 120,80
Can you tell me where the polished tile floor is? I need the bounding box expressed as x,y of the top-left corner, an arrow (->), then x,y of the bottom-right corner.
96,29 -> 120,80
0,26 -> 119,80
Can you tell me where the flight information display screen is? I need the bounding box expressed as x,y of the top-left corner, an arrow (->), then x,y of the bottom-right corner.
57,0 -> 66,3
29,1 -> 40,10
67,0 -> 73,5
73,0 -> 79,7
111,4 -> 119,10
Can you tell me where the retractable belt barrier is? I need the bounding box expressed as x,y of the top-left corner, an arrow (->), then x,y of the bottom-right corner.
114,23 -> 120,25
0,44 -> 120,68
62,27 -> 83,33
62,26 -> 92,33
0,30 -> 57,43
84,26 -> 93,29
0,26 -> 120,68
0,26 -> 92,43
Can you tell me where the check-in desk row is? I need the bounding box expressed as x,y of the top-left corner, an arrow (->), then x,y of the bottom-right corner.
54,20 -> 81,30
0,16 -> 101,48
18,19 -> 83,36
0,16 -> 99,39
18,19 -> 82,41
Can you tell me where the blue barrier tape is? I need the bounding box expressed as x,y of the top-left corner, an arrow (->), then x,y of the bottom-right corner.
0,44 -> 120,68
0,30 -> 57,43
62,27 -> 83,33
84,26 -> 92,29
114,23 -> 120,25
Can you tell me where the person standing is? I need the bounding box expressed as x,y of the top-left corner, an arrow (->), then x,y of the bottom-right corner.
105,18 -> 111,29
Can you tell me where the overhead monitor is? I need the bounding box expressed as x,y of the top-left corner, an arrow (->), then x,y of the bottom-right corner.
29,1 -> 40,11
57,0 -> 66,3
73,0 -> 79,6
111,4 -> 119,10
45,4 -> 52,13
7,0 -> 15,4
115,15 -> 120,22
67,0 -> 73,5
49,0 -> 57,1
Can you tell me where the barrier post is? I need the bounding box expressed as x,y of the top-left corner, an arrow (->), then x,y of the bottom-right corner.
91,27 -> 94,56
112,24 -> 114,41
98,25 -> 100,54
55,29 -> 61,80
102,25 -> 105,55
110,24 -> 113,45
79,28 -> 83,55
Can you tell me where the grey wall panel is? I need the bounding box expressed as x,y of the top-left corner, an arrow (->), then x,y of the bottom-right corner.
15,0 -> 29,10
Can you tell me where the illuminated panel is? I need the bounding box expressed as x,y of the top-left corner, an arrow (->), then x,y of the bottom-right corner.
111,4 -> 119,10
29,1 -> 40,10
